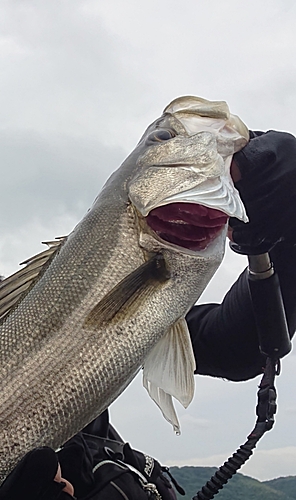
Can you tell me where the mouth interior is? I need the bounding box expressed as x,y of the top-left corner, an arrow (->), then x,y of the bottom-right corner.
146,202 -> 228,250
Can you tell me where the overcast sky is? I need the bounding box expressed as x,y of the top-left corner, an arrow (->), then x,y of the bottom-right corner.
1,0 -> 296,483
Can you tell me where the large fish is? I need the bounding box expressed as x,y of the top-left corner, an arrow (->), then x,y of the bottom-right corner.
0,96 -> 248,482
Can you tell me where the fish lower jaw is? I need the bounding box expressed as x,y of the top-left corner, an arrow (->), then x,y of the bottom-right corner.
144,202 -> 228,254
139,224 -> 227,259
140,228 -> 227,260
147,218 -> 225,251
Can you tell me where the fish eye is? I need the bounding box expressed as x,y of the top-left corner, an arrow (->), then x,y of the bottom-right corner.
148,129 -> 176,143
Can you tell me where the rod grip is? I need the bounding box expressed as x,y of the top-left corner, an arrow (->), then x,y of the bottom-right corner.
248,269 -> 292,358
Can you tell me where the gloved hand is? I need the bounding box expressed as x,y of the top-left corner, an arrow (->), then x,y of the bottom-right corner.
229,130 -> 296,252
0,447 -> 74,500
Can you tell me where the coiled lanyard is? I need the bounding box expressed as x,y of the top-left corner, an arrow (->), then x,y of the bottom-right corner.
193,247 -> 292,500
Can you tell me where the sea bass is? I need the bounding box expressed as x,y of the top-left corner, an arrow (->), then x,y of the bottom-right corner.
0,96 -> 248,482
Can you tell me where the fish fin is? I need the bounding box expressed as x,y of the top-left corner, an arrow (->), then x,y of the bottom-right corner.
143,317 -> 196,434
0,237 -> 66,321
84,254 -> 169,327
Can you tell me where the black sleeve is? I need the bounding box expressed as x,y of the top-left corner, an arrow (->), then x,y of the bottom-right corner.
0,447 -> 69,500
186,242 -> 296,381
186,130 -> 296,382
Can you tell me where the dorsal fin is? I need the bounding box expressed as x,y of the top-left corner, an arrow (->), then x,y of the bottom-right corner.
0,236 -> 67,321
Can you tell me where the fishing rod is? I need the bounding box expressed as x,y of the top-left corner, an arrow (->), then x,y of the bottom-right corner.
192,243 -> 292,500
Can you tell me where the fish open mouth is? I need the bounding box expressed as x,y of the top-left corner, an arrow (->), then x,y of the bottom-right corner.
146,202 -> 228,251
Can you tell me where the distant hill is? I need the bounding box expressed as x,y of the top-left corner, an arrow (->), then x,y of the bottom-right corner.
168,466 -> 296,500
264,476 -> 296,499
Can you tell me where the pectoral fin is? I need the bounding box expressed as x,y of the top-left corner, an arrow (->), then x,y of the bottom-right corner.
143,317 -> 196,434
84,254 -> 169,327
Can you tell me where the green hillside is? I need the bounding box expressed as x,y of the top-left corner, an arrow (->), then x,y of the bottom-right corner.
169,466 -> 296,500
264,476 -> 296,499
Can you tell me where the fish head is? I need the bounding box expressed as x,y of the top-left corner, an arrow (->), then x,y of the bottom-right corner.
127,95 -> 249,257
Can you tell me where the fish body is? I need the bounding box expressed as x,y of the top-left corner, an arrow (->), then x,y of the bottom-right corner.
0,96 -> 248,482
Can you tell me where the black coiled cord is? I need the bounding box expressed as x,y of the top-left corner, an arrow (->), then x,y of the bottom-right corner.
193,357 -> 278,500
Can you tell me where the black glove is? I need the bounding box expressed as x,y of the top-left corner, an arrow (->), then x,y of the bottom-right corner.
230,130 -> 296,252
0,448 -> 73,500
